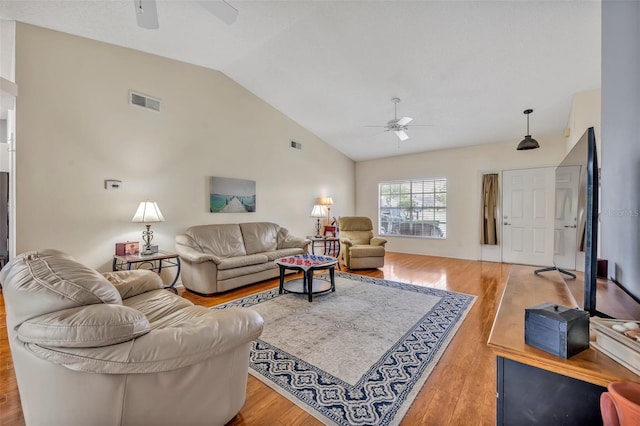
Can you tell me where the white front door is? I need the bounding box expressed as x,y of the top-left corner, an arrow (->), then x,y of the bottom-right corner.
554,165 -> 581,270
502,167 -> 555,266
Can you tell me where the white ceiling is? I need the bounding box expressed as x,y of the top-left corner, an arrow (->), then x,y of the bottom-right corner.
0,0 -> 601,161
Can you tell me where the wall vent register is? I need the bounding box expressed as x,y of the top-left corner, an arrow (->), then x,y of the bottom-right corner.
129,91 -> 161,112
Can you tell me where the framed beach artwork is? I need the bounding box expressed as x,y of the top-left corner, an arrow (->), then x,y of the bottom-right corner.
209,176 -> 256,213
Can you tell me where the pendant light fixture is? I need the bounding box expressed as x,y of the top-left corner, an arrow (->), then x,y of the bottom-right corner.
517,109 -> 540,150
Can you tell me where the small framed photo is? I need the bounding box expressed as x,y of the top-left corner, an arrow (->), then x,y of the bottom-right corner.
116,241 -> 139,256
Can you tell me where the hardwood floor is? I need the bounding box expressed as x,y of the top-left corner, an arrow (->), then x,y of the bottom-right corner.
0,253 -> 510,425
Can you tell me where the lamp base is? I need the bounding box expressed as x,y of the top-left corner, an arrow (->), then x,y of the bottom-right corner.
141,245 -> 159,255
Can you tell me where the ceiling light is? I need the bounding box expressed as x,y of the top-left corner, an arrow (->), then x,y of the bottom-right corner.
517,109 -> 540,150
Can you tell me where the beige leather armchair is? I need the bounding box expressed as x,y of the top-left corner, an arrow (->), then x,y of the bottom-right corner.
0,249 -> 263,426
338,216 -> 387,269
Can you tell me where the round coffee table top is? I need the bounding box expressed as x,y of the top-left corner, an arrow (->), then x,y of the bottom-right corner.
275,254 -> 337,271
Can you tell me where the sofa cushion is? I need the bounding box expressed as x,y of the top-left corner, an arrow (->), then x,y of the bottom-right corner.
262,248 -> 306,262
349,245 -> 386,257
217,261 -> 277,281
344,231 -> 374,245
185,224 -> 247,258
102,270 -> 164,299
240,222 -> 279,254
18,304 -> 150,348
0,249 -> 123,327
124,289 -> 194,326
217,254 -> 269,270
276,227 -> 290,248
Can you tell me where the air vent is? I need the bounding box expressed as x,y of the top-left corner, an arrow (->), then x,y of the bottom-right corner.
290,140 -> 302,150
129,91 -> 161,112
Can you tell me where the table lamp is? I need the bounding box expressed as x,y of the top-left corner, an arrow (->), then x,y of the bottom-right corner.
132,201 -> 165,255
310,204 -> 327,238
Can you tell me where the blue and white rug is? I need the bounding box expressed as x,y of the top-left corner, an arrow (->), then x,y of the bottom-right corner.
214,272 -> 475,425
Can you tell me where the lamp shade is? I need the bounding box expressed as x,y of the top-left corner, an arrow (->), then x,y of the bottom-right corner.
310,205 -> 327,218
132,201 -> 165,223
517,135 -> 540,150
517,108 -> 540,150
320,197 -> 333,206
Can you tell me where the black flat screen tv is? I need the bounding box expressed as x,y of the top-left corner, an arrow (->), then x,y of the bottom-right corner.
551,127 -> 599,316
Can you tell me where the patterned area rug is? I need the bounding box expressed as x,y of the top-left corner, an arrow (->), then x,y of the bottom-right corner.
213,272 -> 475,425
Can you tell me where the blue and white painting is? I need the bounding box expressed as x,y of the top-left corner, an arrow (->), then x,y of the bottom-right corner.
209,176 -> 256,213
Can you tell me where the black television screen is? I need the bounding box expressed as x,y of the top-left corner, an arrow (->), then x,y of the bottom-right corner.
550,127 -> 599,315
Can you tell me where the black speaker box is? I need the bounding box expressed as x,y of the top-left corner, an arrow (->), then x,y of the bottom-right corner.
524,302 -> 590,359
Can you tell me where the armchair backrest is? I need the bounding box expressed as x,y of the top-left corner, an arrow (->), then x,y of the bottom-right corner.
0,249 -> 123,328
339,216 -> 374,245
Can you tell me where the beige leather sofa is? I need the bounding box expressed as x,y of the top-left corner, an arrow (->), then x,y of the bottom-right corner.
0,249 -> 263,426
339,216 -> 387,269
176,222 -> 309,294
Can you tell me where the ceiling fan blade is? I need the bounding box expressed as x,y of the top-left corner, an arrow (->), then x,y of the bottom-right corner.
394,130 -> 409,141
364,125 -> 388,128
197,0 -> 239,25
134,0 -> 159,29
397,116 -> 413,126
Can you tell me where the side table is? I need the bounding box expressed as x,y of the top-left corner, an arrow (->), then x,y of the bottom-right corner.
112,250 -> 181,294
307,236 -> 340,257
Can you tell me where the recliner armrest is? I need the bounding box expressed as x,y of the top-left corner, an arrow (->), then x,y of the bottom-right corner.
370,237 -> 387,247
339,237 -> 353,245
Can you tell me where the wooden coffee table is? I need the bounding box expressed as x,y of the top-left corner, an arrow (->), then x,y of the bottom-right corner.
275,254 -> 338,302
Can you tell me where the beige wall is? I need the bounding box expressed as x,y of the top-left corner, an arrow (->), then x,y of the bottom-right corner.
355,135 -> 567,261
15,23 -> 354,271
565,88 -> 601,154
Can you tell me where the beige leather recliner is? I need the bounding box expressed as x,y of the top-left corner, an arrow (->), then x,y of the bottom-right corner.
0,249 -> 263,426
338,216 -> 387,269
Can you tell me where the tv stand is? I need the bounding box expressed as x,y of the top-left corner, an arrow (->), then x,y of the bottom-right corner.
488,265 -> 640,425
534,265 -> 576,279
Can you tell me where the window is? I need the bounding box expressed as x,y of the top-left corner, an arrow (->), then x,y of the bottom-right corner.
379,178 -> 447,238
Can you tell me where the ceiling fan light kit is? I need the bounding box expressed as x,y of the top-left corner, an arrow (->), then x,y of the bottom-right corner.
365,97 -> 424,142
517,108 -> 540,150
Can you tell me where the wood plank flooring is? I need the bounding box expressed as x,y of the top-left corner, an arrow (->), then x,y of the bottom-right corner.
0,253 -> 510,425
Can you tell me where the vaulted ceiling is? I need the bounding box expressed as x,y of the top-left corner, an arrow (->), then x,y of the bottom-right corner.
0,1 -> 601,161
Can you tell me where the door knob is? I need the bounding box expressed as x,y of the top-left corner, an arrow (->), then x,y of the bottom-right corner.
564,225 -> 577,228
504,222 -> 512,226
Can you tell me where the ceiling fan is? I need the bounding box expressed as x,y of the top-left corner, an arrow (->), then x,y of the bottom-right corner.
366,97 -> 430,142
134,0 -> 238,29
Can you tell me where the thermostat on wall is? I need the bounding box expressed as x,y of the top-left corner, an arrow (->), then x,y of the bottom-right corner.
104,180 -> 122,190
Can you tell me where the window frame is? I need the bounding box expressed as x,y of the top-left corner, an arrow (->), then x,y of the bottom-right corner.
378,177 -> 447,239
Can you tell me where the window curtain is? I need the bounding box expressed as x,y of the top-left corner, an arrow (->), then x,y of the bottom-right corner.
481,173 -> 499,245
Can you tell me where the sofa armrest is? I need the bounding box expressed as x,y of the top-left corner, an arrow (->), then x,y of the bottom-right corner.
26,307 -> 264,374
176,246 -> 222,264
175,233 -> 222,264
102,270 -> 163,299
281,235 -> 310,251
371,237 -> 387,247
